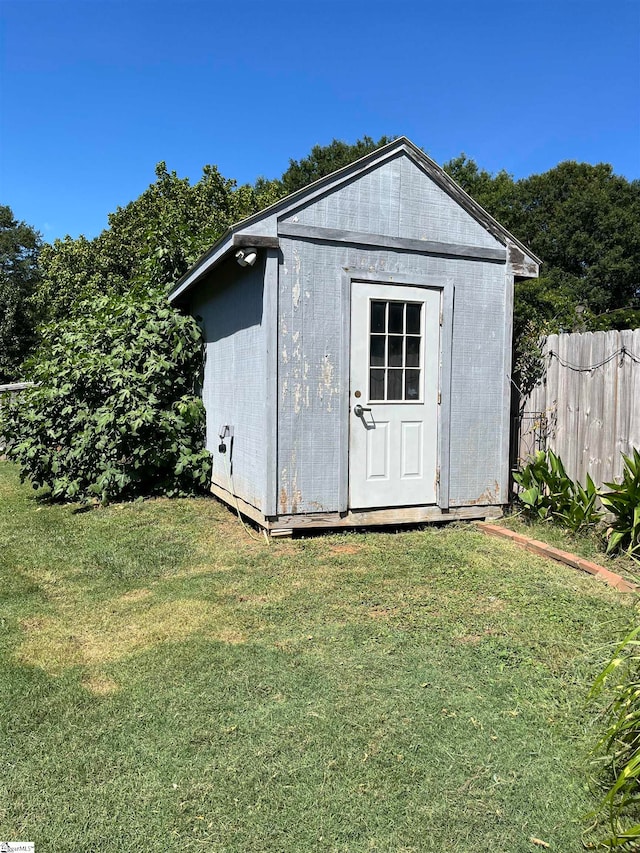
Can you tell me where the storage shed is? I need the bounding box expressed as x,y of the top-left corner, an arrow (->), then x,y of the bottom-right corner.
169,137 -> 540,535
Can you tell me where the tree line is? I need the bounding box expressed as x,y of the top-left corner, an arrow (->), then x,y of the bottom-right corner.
2,135 -> 639,384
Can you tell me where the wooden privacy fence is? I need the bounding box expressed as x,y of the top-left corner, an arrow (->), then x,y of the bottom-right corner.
516,329 -> 640,487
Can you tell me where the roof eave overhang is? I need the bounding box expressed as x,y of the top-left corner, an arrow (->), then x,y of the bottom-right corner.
168,135 -> 541,303
506,243 -> 540,279
168,232 -> 279,304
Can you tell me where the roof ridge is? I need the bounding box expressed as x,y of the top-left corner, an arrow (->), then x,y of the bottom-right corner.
169,137 -> 540,301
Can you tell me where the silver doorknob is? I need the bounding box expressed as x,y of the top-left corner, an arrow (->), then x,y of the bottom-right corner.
353,404 -> 372,417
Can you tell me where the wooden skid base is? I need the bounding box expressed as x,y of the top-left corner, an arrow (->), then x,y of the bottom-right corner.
209,481 -> 503,535
270,528 -> 293,539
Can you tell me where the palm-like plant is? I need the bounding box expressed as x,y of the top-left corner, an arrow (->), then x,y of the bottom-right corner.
587,626 -> 640,850
601,450 -> 640,561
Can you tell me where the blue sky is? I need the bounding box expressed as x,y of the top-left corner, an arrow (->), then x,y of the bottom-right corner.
1,0 -> 639,243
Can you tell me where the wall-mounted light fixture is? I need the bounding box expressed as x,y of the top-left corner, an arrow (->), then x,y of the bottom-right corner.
235,247 -> 258,267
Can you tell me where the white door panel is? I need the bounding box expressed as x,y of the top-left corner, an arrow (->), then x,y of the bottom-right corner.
349,281 -> 440,509
366,420 -> 390,481
400,421 -> 423,479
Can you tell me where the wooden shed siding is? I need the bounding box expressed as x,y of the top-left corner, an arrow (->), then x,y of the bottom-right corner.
189,259 -> 267,511
280,155 -> 502,252
277,239 -> 343,515
277,237 -> 509,515
447,263 -> 509,506
398,156 -> 501,250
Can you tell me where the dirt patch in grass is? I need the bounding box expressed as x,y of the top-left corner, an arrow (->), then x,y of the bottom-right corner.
475,596 -> 506,613
367,606 -> 399,620
17,598 -> 246,674
206,627 -> 246,644
170,561 -> 235,580
237,593 -> 284,606
328,544 -> 363,556
81,674 -> 119,695
116,588 -> 152,603
19,616 -> 47,632
455,628 -> 501,645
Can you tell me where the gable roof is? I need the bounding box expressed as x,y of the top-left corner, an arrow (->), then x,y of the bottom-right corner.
169,136 -> 541,303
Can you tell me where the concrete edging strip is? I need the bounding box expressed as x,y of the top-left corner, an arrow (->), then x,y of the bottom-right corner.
476,522 -> 638,594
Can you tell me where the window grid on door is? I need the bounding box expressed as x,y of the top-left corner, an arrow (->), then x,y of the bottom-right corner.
369,300 -> 422,401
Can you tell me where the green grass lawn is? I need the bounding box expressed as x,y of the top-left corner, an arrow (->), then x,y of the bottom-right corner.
0,460 -> 635,852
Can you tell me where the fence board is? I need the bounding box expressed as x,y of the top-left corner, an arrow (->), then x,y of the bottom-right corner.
517,329 -> 640,487
584,331 -> 605,486
631,329 -> 640,455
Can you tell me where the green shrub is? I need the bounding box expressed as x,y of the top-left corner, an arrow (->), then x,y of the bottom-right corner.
513,449 -> 601,531
0,287 -> 211,503
587,625 -> 640,850
601,450 -> 640,561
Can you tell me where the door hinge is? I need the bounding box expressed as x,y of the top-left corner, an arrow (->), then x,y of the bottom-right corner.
439,304 -> 443,326
437,391 -> 442,405
435,467 -> 440,486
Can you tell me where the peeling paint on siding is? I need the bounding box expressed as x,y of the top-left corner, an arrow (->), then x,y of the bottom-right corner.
313,353 -> 341,414
279,459 -> 303,514
292,246 -> 301,308
470,481 -> 501,505
320,355 -> 334,393
290,471 -> 301,514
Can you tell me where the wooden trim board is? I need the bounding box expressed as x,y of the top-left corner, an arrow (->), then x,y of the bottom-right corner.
232,234 -> 280,248
500,272 -> 515,504
339,271 -> 351,513
278,222 -> 507,263
263,247 -> 279,516
438,283 -> 454,510
210,479 -> 503,533
272,505 -> 503,531
210,481 -> 269,529
477,523 -> 637,593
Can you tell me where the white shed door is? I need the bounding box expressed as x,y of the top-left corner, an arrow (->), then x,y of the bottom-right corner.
349,281 -> 440,509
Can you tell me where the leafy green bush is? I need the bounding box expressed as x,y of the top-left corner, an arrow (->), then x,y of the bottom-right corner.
601,450 -> 640,561
587,625 -> 640,850
513,449 -> 601,531
0,287 -> 211,503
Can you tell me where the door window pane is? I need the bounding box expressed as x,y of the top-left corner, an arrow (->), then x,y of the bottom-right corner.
370,369 -> 385,400
406,303 -> 421,334
406,336 -> 421,367
370,335 -> 385,366
388,302 -> 404,334
371,301 -> 386,333
388,335 -> 403,367
387,369 -> 403,400
405,369 -> 420,400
